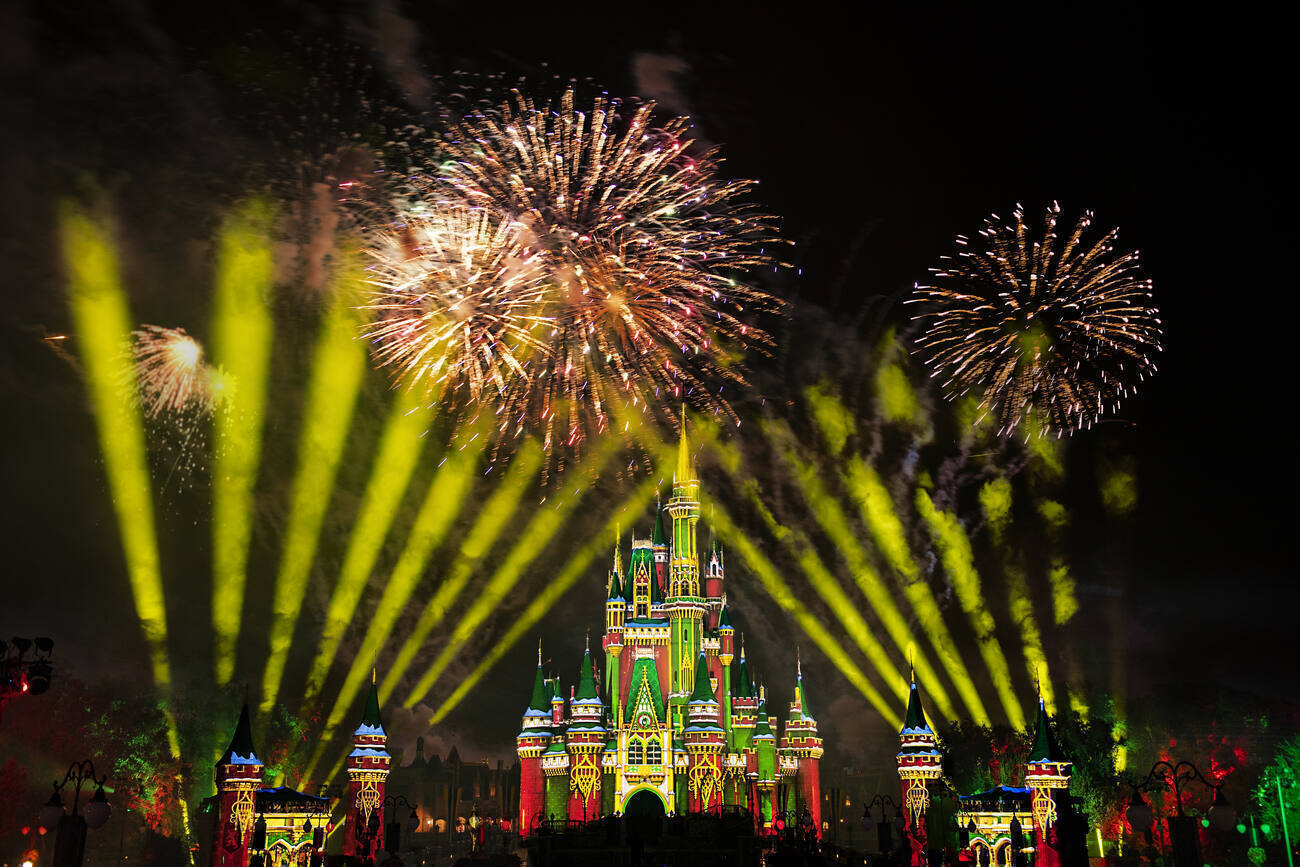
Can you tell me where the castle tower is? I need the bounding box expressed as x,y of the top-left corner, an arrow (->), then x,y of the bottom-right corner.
703,538 -> 725,629
566,642 -> 607,821
211,702 -> 263,867
752,686 -> 777,827
717,606 -> 735,736
603,539 -> 626,717
517,644 -> 552,834
684,651 -> 726,812
896,675 -> 943,867
664,414 -> 706,733
780,653 -> 823,835
651,498 -> 669,594
1024,698 -> 1077,867
344,676 -> 391,862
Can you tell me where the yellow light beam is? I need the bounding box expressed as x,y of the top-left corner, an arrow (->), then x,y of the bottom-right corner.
914,489 -> 1025,728
63,204 -> 192,859
762,419 -> 957,720
302,386 -> 432,694
378,440 -> 545,705
211,198 -> 277,685
298,415 -> 491,717
842,457 -> 991,725
979,478 -> 1058,716
711,501 -> 902,730
427,476 -> 660,726
259,248 -> 369,711
401,439 -> 621,708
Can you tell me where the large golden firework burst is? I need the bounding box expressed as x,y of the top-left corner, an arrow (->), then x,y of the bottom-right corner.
909,203 -> 1163,436
423,86 -> 785,450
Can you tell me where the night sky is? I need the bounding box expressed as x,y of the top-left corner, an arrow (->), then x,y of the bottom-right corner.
1,0 -> 1293,775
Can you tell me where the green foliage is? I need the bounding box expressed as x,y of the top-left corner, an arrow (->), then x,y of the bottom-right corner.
1253,734 -> 1300,844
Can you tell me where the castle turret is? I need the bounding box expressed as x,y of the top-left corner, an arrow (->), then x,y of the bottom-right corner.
729,639 -> 758,755
211,702 -> 263,867
897,675 -> 943,867
704,538 -> 725,629
717,606 -> 735,736
684,651 -> 726,812
566,641 -> 607,821
1024,698 -> 1078,867
517,644 -> 552,835
752,687 -> 777,827
344,676 -> 391,861
651,497 -> 669,593
664,414 -> 706,734
781,653 -> 823,835
603,538 -> 626,712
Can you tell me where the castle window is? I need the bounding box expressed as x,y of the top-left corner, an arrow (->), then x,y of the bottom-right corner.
628,738 -> 646,764
644,736 -> 662,765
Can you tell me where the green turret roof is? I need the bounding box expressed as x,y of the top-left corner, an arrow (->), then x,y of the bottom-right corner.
527,660 -> 551,713
718,605 -> 732,629
689,653 -> 716,704
551,676 -> 563,702
902,678 -> 932,734
608,570 -> 623,601
219,701 -> 261,766
734,652 -> 753,699
575,648 -> 600,702
1028,698 -> 1064,763
796,670 -> 813,722
752,700 -> 773,739
360,677 -> 384,731
652,497 -> 667,546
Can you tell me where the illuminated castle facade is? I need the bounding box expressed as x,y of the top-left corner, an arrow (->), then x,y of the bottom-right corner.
517,425 -> 822,834
897,677 -> 1089,867
210,682 -> 391,866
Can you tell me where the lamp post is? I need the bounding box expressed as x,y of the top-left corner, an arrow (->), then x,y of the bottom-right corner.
1127,760 -> 1235,867
860,794 -> 905,855
38,760 -> 111,867
380,794 -> 421,856
1,636 -> 54,723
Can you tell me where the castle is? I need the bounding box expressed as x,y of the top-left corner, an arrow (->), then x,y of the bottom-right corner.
516,424 -> 823,833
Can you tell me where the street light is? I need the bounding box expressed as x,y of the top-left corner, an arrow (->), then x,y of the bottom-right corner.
381,794 -> 421,855
1127,759 -> 1234,867
860,794 -> 904,854
38,759 -> 111,867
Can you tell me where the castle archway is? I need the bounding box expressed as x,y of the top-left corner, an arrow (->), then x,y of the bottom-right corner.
623,787 -> 667,817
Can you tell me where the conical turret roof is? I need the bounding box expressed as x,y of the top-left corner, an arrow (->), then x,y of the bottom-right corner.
358,676 -> 385,735
689,654 -> 716,704
526,652 -> 551,714
575,647 -> 601,703
608,570 -> 623,601
219,701 -> 261,766
652,496 -> 667,546
902,678 -> 932,734
1028,698 -> 1064,763
718,604 -> 733,630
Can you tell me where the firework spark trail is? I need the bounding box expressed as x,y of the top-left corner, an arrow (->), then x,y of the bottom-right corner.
211,199 -> 277,686
62,205 -> 195,860
760,418 -> 958,719
298,415 -> 492,721
297,424 -> 487,785
260,250 -> 370,712
710,501 -> 902,730
424,86 -> 784,450
377,441 -> 546,705
805,386 -> 992,724
980,478 -> 1058,715
914,489 -> 1025,728
909,202 -> 1162,436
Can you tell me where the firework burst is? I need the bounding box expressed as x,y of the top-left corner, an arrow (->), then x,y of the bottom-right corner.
395,86 -> 785,450
908,203 -> 1162,436
361,203 -> 552,416
131,325 -> 213,417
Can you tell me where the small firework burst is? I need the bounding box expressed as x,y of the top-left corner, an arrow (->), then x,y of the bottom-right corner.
131,325 -> 212,417
908,203 -> 1163,436
393,86 -> 785,450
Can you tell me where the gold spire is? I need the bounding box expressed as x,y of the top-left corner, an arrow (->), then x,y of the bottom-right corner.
613,524 -> 622,575
675,404 -> 693,483
538,639 -> 543,667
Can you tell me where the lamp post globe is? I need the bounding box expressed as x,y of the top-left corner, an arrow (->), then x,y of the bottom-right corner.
1209,787 -> 1236,833
1127,789 -> 1154,831
83,787 -> 112,831
39,790 -> 65,831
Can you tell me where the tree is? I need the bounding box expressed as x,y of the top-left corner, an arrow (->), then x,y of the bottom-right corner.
1254,734 -> 1299,848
